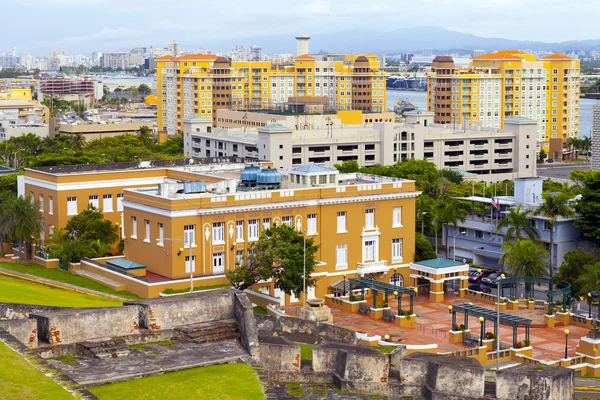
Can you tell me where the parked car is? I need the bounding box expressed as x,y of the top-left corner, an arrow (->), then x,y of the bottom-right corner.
489,273 -> 508,288
546,159 -> 554,163
481,272 -> 499,286
468,283 -> 492,293
468,271 -> 481,283
471,270 -> 495,283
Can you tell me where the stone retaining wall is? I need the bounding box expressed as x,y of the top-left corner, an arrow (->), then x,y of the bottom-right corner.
254,314 -> 358,345
0,319 -> 38,348
234,292 -> 259,358
0,303 -> 65,320
258,336 -> 300,371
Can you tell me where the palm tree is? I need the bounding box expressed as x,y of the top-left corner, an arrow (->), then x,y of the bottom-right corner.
71,133 -> 86,151
0,191 -> 17,258
433,199 -> 467,260
136,126 -> 155,148
500,239 -> 548,278
568,137 -> 580,161
581,137 -> 592,161
497,204 -> 539,241
0,195 -> 42,263
576,261 -> 600,297
537,192 -> 576,277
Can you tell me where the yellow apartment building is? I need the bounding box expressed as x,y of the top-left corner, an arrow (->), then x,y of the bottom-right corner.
156,54 -> 386,135
20,159 -> 420,300
427,51 -> 580,160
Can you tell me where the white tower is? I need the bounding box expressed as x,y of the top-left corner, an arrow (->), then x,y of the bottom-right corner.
295,34 -> 310,57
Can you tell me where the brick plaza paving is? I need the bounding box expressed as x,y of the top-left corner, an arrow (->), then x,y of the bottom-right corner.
284,293 -> 591,361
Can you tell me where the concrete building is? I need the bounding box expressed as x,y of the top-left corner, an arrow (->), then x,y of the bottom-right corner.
592,104 -> 600,170
296,34 -> 310,57
0,99 -> 49,140
427,51 -> 580,160
20,158 -> 419,302
54,120 -> 154,141
167,40 -> 181,57
184,111 -> 537,182
444,177 -> 580,272
38,76 -> 98,105
156,51 -> 386,134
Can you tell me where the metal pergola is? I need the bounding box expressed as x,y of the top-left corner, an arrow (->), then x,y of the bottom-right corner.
451,302 -> 532,347
349,277 -> 417,315
497,277 -> 572,315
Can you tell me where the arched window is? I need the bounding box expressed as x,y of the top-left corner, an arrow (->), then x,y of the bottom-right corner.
390,273 -> 403,287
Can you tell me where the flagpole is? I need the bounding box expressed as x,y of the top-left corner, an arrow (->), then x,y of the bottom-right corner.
303,229 -> 306,307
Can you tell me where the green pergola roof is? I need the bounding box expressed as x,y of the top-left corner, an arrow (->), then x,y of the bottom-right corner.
349,277 -> 416,296
451,302 -> 532,327
412,258 -> 465,269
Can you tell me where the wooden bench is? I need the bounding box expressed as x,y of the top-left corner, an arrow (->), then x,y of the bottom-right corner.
382,310 -> 394,323
463,335 -> 477,347
358,304 -> 371,316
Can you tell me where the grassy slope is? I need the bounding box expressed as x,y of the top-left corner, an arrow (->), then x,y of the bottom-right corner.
0,262 -> 140,300
0,275 -> 121,307
0,342 -> 72,400
90,363 -> 264,400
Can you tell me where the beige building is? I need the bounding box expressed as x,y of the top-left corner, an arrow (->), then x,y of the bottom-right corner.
54,121 -> 155,141
0,100 -> 49,140
184,111 -> 537,182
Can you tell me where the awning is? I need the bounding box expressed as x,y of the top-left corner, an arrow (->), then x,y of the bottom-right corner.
329,278 -> 350,293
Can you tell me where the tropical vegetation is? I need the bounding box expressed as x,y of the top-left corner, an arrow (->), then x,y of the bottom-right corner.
497,204 -> 539,241
0,193 -> 42,263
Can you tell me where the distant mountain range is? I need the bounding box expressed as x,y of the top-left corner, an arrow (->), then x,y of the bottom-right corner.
201,27 -> 600,55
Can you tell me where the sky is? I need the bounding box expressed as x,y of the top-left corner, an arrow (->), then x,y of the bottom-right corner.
0,0 -> 598,56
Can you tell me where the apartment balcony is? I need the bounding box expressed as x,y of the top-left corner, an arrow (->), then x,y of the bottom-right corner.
470,153 -> 486,159
496,142 -> 511,148
444,155 -> 462,162
470,163 -> 488,170
357,260 -> 389,275
470,143 -> 487,149
495,151 -> 512,159
493,162 -> 513,169
461,89 -> 471,94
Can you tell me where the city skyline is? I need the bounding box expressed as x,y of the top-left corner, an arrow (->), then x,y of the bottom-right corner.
1,0 -> 600,55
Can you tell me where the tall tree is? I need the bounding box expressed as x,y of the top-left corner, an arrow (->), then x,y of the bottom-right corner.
71,133 -> 86,151
576,262 -> 600,297
226,224 -> 319,298
554,247 -> 600,296
537,192 -> 576,277
432,199 -> 467,260
500,239 -> 548,279
0,191 -> 17,257
574,170 -> 600,242
0,195 -> 42,263
497,204 -> 539,241
136,126 -> 155,148
415,232 -> 437,261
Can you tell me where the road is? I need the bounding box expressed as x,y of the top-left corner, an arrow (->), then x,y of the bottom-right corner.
537,162 -> 590,182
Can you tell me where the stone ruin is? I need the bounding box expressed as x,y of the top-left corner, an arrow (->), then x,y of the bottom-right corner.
0,288 -> 575,399
300,298 -> 333,324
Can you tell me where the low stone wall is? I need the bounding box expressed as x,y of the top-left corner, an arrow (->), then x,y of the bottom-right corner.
0,303 -> 65,320
496,364 -> 574,400
234,292 -> 259,358
254,314 -> 358,345
0,319 -> 38,348
258,336 -> 300,371
401,353 -> 485,400
243,289 -> 280,310
125,289 -> 237,330
30,306 -> 139,345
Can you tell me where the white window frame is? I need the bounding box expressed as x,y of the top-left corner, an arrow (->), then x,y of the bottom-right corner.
89,195 -> 99,209
131,216 -> 137,239
212,253 -> 224,274
248,219 -> 259,241
157,223 -> 164,246
184,224 -> 195,247
67,196 -> 78,216
39,194 -> 43,212
185,255 -> 196,273
236,250 -> 244,265
365,208 -> 375,229
144,219 -> 150,243
363,238 -> 377,262
103,194 -> 113,212
393,207 -> 402,228
212,222 -> 225,244
307,214 -> 317,235
392,238 -> 403,264
48,196 -> 53,215
337,211 -> 347,233
336,244 -> 348,270
263,218 -> 271,230
117,193 -> 124,211
236,220 -> 244,242
282,216 -> 292,227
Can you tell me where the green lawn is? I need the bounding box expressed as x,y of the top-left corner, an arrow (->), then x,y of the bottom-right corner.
0,275 -> 122,308
162,283 -> 231,295
90,363 -> 264,400
0,341 -> 72,400
0,262 -> 140,300
253,306 -> 268,315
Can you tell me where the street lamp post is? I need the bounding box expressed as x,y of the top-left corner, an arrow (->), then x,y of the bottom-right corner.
564,329 -> 570,359
452,231 -> 467,262
589,292 -> 592,319
479,317 -> 485,346
160,237 -> 194,293
496,273 -> 505,371
421,212 -> 429,235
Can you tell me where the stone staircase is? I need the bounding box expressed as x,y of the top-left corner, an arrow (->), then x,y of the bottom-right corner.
172,319 -> 240,344
76,337 -> 130,359
74,269 -> 126,291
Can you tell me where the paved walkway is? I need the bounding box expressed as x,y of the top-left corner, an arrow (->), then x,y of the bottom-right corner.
285,293 -> 592,362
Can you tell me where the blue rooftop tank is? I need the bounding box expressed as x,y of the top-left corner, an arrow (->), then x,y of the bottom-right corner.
257,167 -> 282,185
240,166 -> 261,183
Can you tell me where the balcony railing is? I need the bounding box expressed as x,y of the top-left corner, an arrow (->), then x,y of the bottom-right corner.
357,260 -> 388,275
